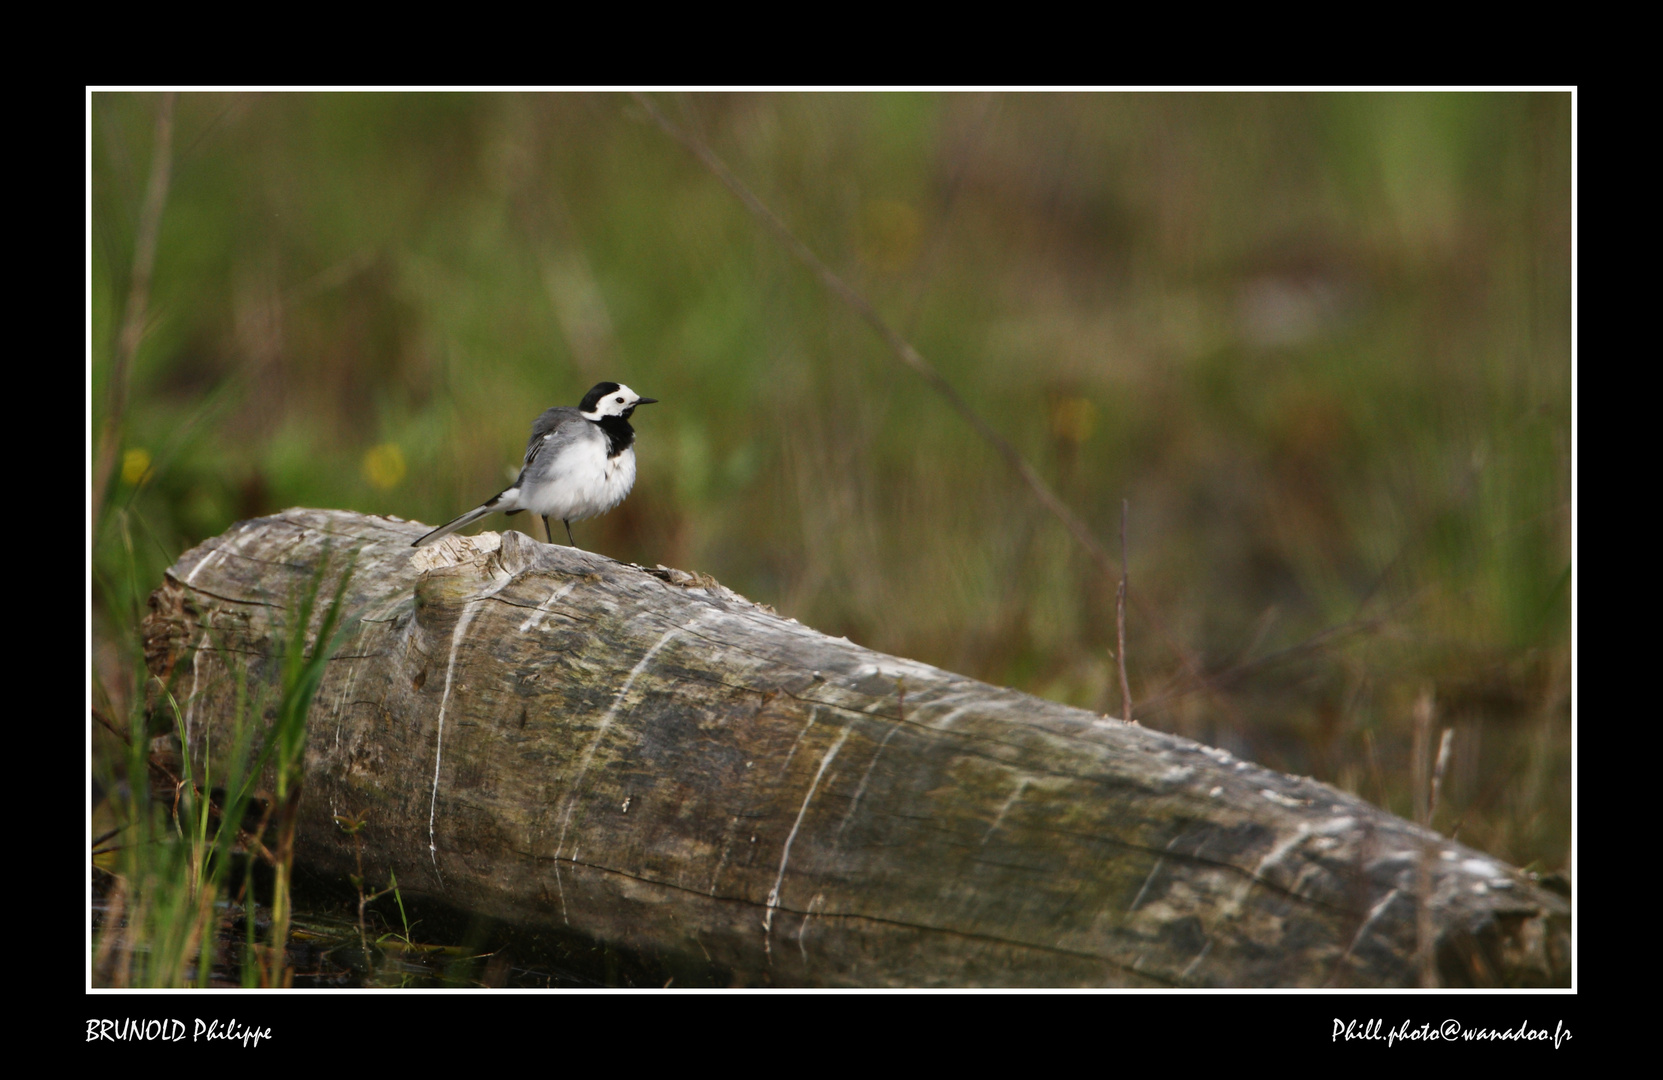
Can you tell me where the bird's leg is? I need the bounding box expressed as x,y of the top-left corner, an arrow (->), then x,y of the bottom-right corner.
564,519 -> 578,548
542,515 -> 554,544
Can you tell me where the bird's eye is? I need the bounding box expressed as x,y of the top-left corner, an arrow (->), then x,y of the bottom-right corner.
615,397 -> 625,403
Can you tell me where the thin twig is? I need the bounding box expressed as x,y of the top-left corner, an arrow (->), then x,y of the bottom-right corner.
1132,599 -> 1411,716
1412,687 -> 1434,828
91,826 -> 127,851
93,92 -> 176,537
1411,687 -> 1437,988
1117,498 -> 1132,723
1428,727 -> 1454,828
92,706 -> 132,746
631,93 -> 1215,692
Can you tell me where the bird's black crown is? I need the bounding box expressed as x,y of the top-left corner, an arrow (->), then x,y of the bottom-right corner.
579,382 -> 624,412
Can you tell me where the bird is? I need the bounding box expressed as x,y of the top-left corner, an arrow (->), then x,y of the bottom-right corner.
412,381 -> 657,549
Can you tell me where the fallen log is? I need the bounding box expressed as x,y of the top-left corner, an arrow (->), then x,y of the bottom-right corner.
141,508 -> 1569,987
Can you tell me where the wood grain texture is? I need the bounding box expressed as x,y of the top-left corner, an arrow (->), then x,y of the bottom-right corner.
142,508 -> 1570,987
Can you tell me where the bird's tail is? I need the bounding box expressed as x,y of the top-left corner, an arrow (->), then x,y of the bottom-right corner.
411,489 -> 519,547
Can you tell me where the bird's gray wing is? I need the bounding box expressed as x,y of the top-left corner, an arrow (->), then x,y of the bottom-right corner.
522,407 -> 583,469
517,407 -> 604,492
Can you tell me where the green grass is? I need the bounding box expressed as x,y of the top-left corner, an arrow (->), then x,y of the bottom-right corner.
91,548 -> 360,987
91,91 -> 1572,941
92,639 -> 259,987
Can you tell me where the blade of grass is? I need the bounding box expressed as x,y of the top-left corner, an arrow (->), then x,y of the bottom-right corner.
264,546 -> 362,986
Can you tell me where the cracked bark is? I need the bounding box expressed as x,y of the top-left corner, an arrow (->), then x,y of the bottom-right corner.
141,508 -> 1570,988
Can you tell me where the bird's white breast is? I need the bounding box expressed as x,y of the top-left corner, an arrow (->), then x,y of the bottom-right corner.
521,433 -> 637,523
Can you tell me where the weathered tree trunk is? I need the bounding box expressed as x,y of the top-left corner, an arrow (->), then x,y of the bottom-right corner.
142,508 -> 1569,987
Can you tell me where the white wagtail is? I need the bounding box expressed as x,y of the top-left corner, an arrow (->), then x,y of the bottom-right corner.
413,381 -> 657,549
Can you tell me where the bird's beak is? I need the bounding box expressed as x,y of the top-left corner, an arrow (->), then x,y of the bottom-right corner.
635,397 -> 659,405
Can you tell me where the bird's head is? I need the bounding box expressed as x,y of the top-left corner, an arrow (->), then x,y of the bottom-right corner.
580,382 -> 658,421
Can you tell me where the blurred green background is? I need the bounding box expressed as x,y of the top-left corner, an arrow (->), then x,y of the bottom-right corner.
91,91 -> 1572,875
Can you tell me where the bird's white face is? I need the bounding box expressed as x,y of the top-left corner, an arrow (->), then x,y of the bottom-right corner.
578,382 -> 655,421
582,384 -> 649,420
